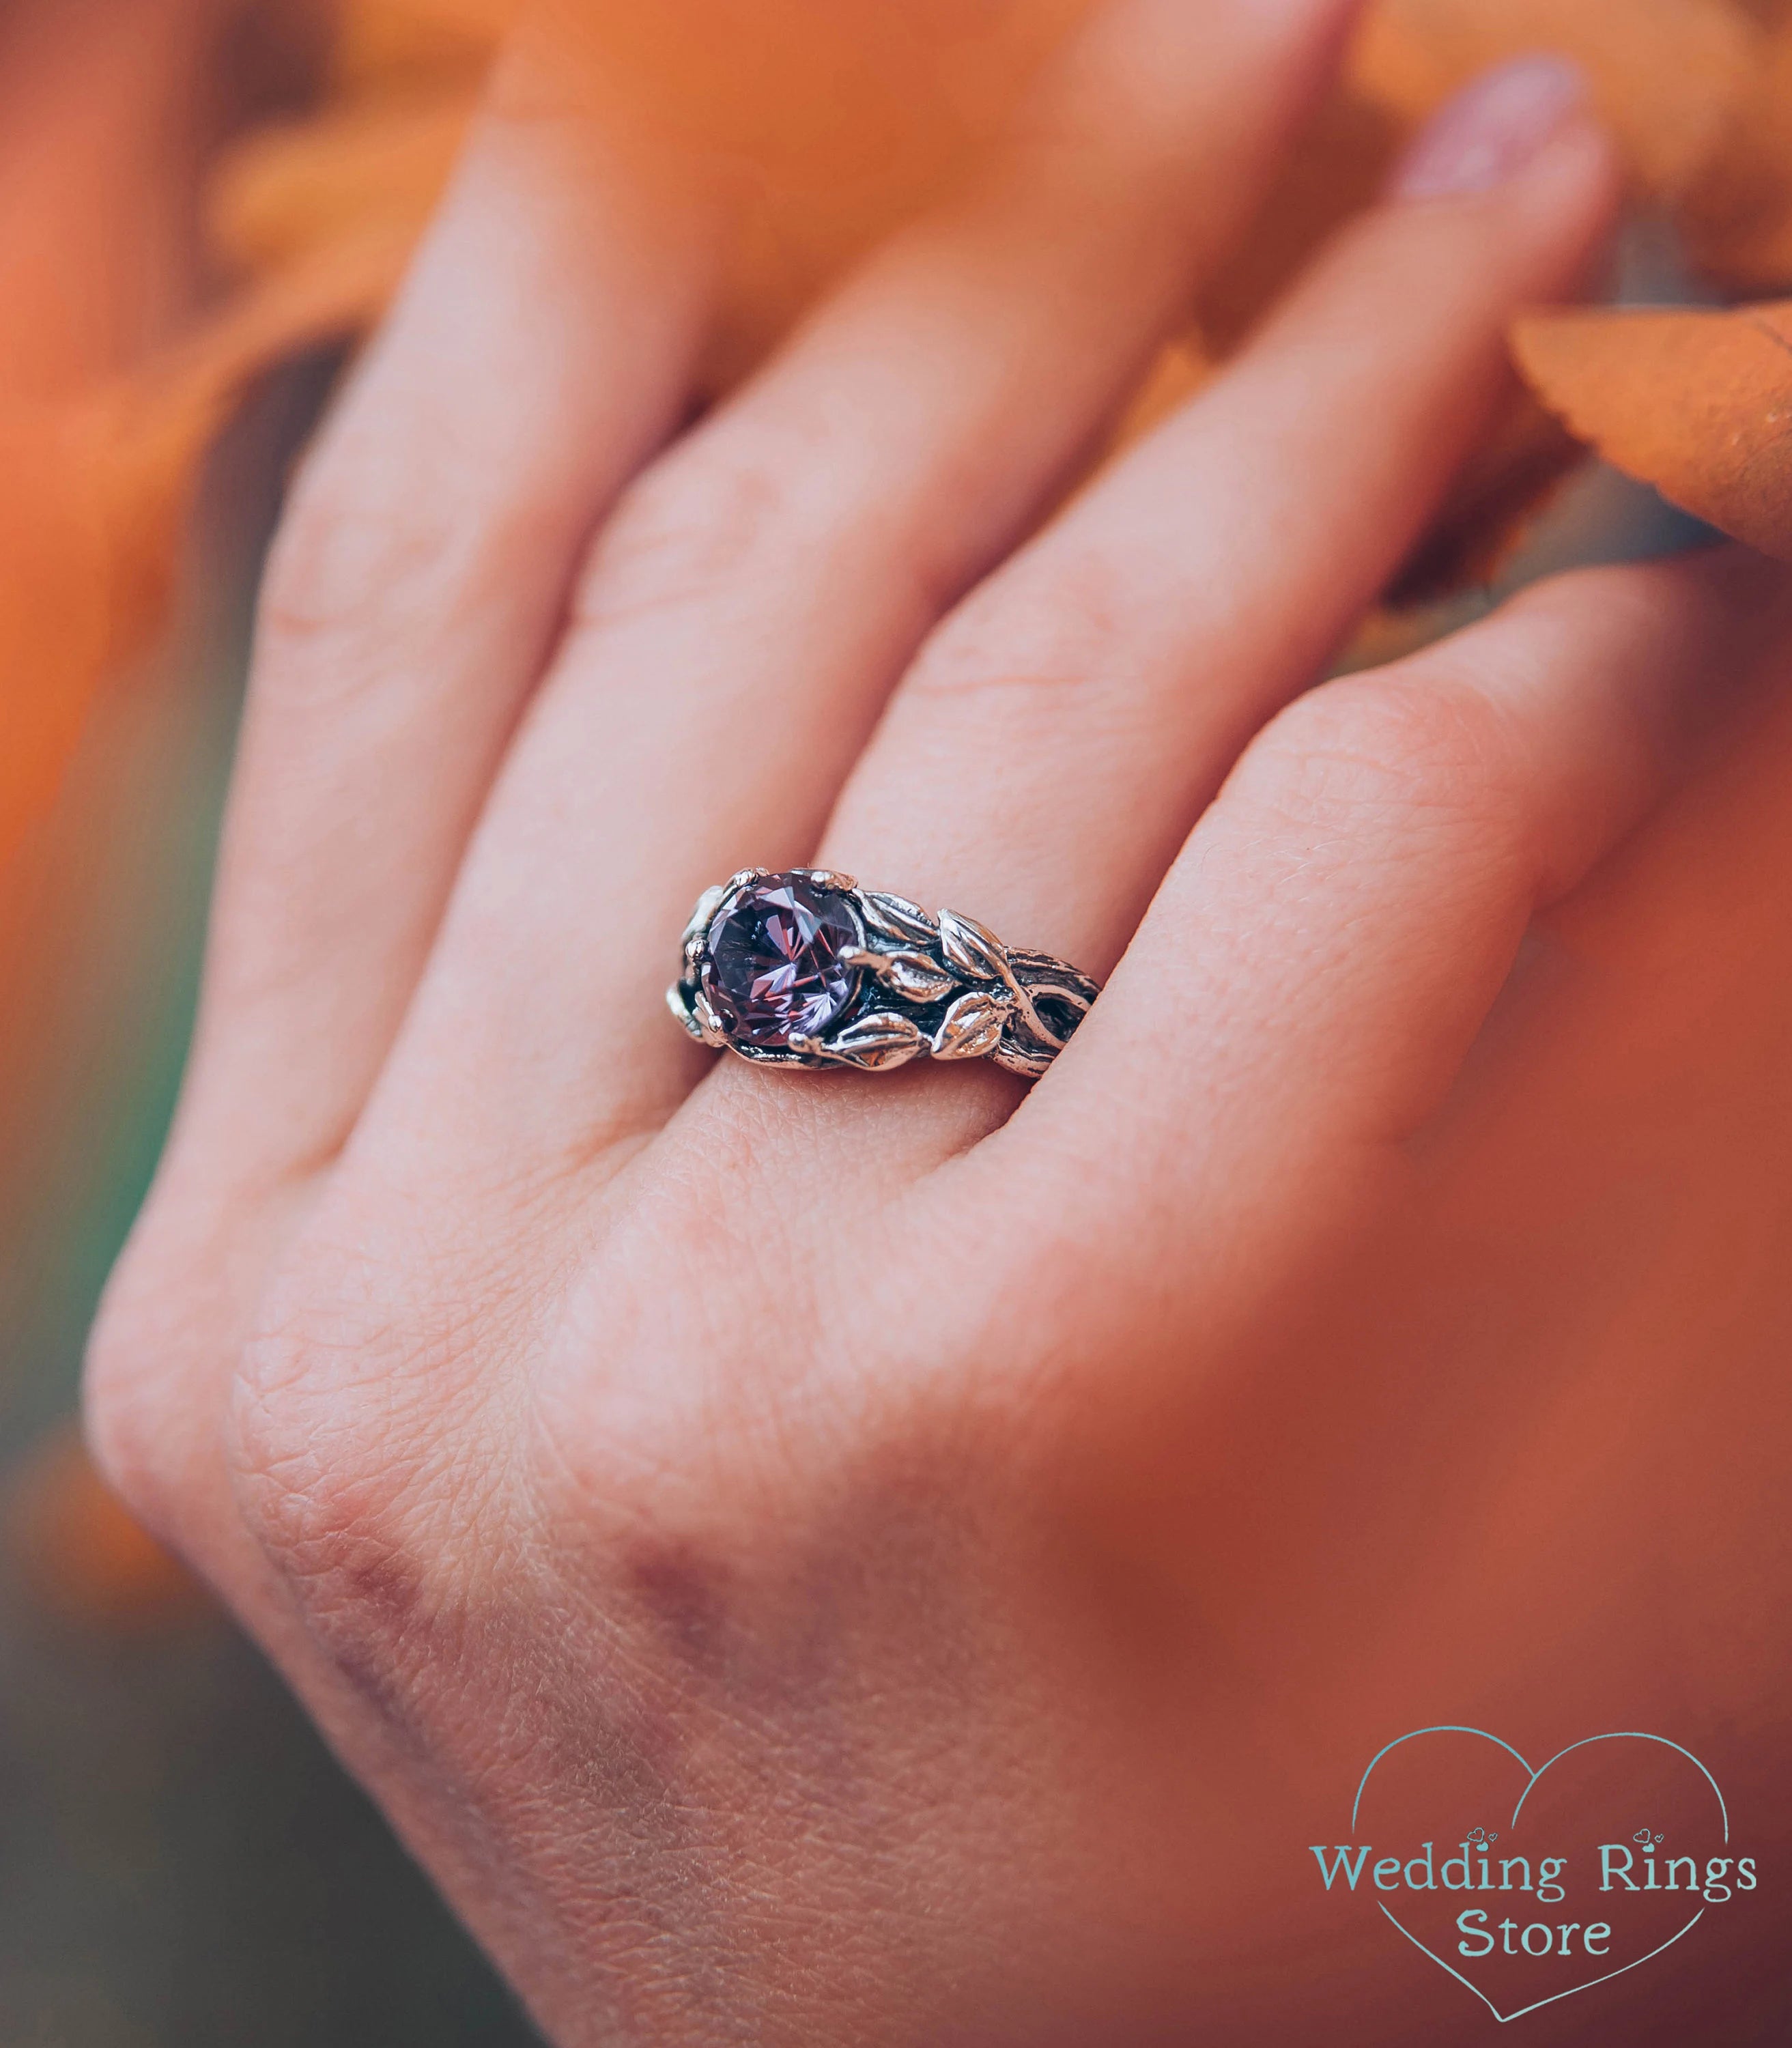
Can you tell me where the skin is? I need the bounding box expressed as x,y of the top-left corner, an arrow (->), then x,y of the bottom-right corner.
84,1 -> 1792,2040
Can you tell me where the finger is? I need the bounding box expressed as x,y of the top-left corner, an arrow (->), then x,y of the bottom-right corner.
85,44 -> 728,1600
173,39 -> 728,1186
991,548 -> 1792,1287
817,59 -> 1616,1032
364,0 -> 1367,1173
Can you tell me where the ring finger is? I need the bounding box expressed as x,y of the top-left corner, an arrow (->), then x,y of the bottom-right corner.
357,0 -> 1367,1182
782,57 -> 1617,1167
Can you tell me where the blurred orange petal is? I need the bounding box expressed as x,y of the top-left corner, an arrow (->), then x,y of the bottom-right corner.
0,0 -> 220,870
1352,0 -> 1754,199
335,0 -> 518,91
209,95 -> 477,277
0,415 -> 113,870
532,0 -> 1078,175
1681,18 -> 1792,289
1513,301 -> 1792,559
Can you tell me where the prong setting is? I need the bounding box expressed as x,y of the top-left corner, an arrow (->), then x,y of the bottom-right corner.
668,869 -> 1099,1077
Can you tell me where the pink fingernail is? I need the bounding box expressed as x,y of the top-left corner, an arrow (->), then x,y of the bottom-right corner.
1389,55 -> 1589,201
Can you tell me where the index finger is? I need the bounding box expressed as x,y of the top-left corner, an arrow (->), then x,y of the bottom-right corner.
178,35 -> 729,1189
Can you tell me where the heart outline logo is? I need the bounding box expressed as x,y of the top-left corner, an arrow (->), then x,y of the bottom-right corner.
1352,1728 -> 1729,2025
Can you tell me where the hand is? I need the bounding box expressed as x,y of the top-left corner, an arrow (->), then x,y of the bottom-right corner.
85,1 -> 1792,2039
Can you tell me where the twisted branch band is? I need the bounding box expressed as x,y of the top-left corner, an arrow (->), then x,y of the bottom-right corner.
668,869 -> 1101,1079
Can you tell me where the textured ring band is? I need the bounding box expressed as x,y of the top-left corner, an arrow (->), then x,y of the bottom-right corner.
668,869 -> 1101,1079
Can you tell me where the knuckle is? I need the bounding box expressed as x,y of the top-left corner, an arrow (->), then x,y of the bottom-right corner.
257,425 -> 408,657
254,403 -> 505,695
231,1324 -> 432,1715
83,1302 -> 178,1537
1240,668 -> 1529,847
82,1210 -> 223,1542
226,1247 -> 507,1713
576,433 -> 807,630
236,1374 -> 431,1718
909,548 -> 1136,714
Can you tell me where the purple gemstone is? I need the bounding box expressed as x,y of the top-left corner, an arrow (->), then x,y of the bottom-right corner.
706,875 -> 864,1049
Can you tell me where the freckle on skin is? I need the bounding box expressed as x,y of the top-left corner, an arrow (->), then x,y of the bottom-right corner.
343,1544 -> 427,1630
623,1535 -> 734,1670
302,1548 -> 433,1750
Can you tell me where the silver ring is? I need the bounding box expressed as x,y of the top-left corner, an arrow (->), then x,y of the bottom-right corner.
668,869 -> 1100,1079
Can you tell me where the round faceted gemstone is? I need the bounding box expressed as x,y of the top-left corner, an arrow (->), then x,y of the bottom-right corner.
707,874 -> 864,1049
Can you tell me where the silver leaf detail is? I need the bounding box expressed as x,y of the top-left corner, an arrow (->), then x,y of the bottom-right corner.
881,952 -> 957,1005
825,1012 -> 925,1070
666,983 -> 707,1043
862,892 -> 939,948
932,990 -> 1008,1061
683,884 -> 727,948
938,909 -> 1007,982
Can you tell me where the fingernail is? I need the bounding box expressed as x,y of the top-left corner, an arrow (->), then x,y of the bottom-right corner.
1389,55 -> 1589,202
